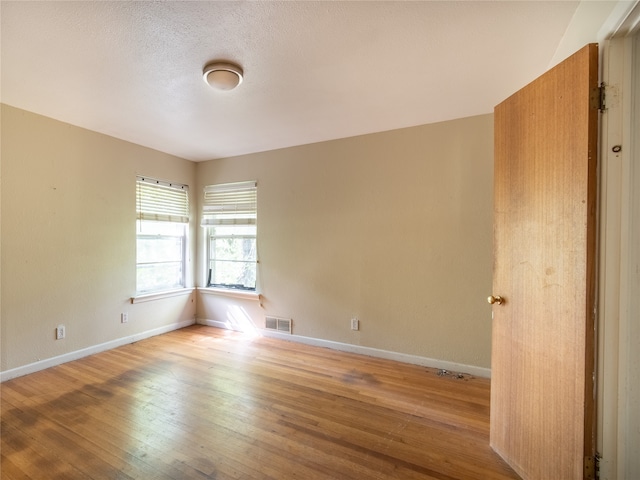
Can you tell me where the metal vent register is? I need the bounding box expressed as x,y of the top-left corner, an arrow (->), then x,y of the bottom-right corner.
265,316 -> 292,334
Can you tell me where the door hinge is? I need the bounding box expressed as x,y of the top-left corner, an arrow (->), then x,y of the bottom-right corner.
592,83 -> 606,111
584,455 -> 597,480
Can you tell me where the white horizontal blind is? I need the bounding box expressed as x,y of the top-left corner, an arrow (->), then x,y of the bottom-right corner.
136,176 -> 189,224
202,181 -> 257,226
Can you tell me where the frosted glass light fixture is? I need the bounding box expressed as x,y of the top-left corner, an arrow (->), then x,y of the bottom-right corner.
203,62 -> 243,91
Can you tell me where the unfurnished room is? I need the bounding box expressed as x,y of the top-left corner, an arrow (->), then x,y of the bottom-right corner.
1,1 -> 639,479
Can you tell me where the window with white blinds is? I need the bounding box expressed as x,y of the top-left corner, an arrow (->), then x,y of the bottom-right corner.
136,176 -> 189,293
136,177 -> 189,224
203,181 -> 257,290
201,181 -> 256,226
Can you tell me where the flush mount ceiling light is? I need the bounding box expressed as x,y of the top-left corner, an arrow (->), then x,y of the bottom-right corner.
203,61 -> 243,91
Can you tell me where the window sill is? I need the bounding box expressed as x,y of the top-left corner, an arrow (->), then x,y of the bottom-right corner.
131,287 -> 195,304
198,287 -> 261,301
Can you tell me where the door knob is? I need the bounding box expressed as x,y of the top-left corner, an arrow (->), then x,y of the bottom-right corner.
488,295 -> 504,305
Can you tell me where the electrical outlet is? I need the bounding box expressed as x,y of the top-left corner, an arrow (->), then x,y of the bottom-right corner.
121,312 -> 128,323
350,318 -> 359,331
56,324 -> 65,340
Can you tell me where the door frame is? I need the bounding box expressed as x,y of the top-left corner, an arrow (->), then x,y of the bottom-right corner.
597,4 -> 640,478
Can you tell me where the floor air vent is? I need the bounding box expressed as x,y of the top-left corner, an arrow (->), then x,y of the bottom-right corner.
265,316 -> 292,334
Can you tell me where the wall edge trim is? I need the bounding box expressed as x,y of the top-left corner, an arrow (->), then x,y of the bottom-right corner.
0,318 -> 196,382
197,318 -> 491,378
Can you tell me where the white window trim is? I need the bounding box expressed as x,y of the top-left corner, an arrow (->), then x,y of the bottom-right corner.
131,287 -> 195,304
206,227 -> 257,290
136,175 -> 190,294
197,286 -> 261,301
202,180 -> 258,291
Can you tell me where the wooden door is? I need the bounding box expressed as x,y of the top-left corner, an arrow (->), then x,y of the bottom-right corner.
490,44 -> 598,479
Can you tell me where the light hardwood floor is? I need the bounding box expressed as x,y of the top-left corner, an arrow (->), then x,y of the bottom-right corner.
1,325 -> 519,479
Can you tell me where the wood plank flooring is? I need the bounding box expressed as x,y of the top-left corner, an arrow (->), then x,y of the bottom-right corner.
1,325 -> 519,479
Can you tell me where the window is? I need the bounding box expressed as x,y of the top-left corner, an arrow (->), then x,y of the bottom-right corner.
136,176 -> 189,293
202,181 -> 257,290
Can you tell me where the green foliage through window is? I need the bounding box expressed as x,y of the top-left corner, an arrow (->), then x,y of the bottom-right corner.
208,225 -> 256,290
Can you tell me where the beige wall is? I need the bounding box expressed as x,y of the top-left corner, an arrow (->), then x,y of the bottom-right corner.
1,105 -> 197,372
197,114 -> 494,368
1,105 -> 494,374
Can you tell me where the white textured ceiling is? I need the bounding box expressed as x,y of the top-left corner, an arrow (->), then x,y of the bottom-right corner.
1,1 -> 586,161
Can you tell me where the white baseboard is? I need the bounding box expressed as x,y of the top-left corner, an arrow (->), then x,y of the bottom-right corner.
198,318 -> 241,331
0,318 -> 196,382
196,317 -> 491,378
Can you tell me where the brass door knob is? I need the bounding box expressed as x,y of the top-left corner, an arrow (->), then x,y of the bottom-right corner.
488,295 -> 504,305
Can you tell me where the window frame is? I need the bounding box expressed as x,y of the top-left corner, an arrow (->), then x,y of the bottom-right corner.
136,221 -> 187,293
201,181 -> 257,292
136,176 -> 189,294
206,226 -> 257,290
